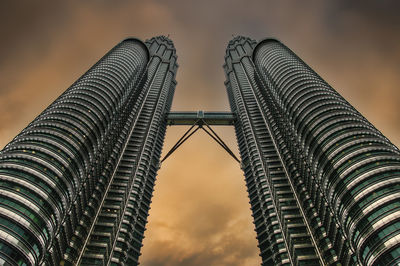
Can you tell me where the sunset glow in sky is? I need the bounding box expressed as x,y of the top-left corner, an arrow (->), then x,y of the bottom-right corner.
1,1 -> 399,265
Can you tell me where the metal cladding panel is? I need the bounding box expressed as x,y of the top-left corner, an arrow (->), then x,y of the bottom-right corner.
0,39 -> 149,265
253,39 -> 400,265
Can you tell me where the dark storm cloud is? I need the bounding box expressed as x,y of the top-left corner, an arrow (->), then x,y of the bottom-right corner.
0,1 -> 68,59
0,1 -> 70,94
332,0 -> 400,23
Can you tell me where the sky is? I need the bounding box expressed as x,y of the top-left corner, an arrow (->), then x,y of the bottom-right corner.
0,1 -> 399,265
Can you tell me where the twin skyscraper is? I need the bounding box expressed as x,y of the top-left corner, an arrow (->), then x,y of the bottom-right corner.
0,36 -> 399,265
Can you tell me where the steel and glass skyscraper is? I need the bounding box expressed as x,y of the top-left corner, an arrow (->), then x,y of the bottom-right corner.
0,34 -> 400,266
224,36 -> 400,266
0,36 -> 177,265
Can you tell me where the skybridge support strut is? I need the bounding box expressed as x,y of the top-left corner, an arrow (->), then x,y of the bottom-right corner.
161,111 -> 239,165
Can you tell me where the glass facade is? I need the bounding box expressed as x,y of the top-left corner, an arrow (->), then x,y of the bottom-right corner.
0,36 -> 177,265
225,37 -> 324,266
75,36 -> 177,266
225,36 -> 400,265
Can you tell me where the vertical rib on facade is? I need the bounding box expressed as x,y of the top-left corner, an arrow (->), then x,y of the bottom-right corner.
252,39 -> 400,265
